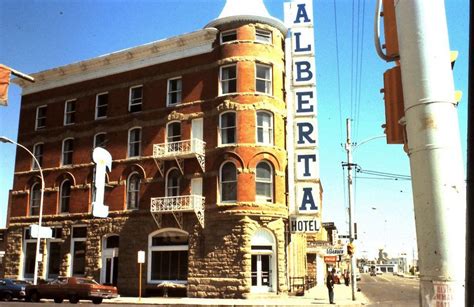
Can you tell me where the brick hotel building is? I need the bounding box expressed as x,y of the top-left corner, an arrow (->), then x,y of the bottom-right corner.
4,0 -> 328,298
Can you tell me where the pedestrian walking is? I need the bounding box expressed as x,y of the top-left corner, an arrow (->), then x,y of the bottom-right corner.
344,270 -> 350,286
326,268 -> 335,304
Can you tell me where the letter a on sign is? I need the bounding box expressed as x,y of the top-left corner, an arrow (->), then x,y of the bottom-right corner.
92,147 -> 112,218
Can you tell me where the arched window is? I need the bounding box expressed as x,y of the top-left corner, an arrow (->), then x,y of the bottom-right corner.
166,169 -> 180,197
127,173 -> 141,210
60,179 -> 71,213
256,111 -> 273,145
219,112 -> 236,145
30,183 -> 41,216
148,229 -> 189,283
220,162 -> 237,202
256,161 -> 273,203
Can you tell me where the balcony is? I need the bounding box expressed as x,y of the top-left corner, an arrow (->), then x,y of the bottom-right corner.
153,139 -> 205,175
150,195 -> 205,229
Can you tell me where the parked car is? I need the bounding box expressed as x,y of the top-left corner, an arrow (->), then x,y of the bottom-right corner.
355,272 -> 361,281
26,277 -> 118,304
0,278 -> 29,301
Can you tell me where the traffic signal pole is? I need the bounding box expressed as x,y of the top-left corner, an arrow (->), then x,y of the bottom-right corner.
344,118 -> 357,301
395,1 -> 466,305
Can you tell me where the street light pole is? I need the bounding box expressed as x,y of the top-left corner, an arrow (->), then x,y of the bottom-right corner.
344,119 -> 357,300
0,136 -> 44,285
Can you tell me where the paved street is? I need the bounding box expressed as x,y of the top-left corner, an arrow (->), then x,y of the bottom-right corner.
359,273 -> 419,307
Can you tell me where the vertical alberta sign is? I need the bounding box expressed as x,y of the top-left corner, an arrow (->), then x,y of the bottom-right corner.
284,0 -> 320,233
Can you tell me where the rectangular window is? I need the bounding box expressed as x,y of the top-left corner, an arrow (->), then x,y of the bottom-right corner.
62,139 -> 74,166
128,128 -> 141,157
72,241 -> 85,276
95,93 -> 108,119
221,30 -> 237,43
129,85 -> 143,113
64,99 -> 76,125
151,250 -> 188,280
256,29 -> 272,43
23,241 -> 37,279
32,143 -> 43,170
35,105 -> 47,130
167,77 -> 182,106
220,65 -> 237,94
256,64 -> 272,94
71,226 -> 86,276
220,112 -> 236,145
47,241 -> 61,279
257,112 -> 273,145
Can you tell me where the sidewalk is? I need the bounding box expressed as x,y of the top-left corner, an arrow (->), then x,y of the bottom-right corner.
103,284 -> 370,306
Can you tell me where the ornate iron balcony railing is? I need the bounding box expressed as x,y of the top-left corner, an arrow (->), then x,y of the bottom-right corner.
150,194 -> 205,228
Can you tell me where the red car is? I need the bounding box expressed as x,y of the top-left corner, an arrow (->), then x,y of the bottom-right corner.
26,277 -> 118,304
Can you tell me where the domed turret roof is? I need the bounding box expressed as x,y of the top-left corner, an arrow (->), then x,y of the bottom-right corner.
205,0 -> 287,34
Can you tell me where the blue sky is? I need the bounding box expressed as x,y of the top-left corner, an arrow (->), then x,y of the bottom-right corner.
0,0 -> 469,261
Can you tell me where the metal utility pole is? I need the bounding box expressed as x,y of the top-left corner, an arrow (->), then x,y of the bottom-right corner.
396,1 -> 466,305
344,118 -> 357,300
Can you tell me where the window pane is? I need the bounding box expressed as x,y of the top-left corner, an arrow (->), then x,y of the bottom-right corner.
60,180 -> 71,213
24,242 -> 37,278
167,123 -> 181,143
221,66 -> 237,94
221,162 -> 237,202
256,65 -> 272,94
220,113 -> 236,144
32,144 -> 43,169
72,227 -> 87,238
72,241 -> 86,276
256,163 -> 271,179
105,235 -> 120,249
62,139 -> 73,165
30,184 -> 41,216
130,86 -> 142,112
96,94 -> 108,118
129,129 -> 141,157
65,100 -> 76,125
256,30 -> 272,43
221,30 -> 237,43
127,174 -> 140,209
168,78 -> 182,105
94,133 -> 107,148
48,242 -> 61,279
36,106 -> 47,129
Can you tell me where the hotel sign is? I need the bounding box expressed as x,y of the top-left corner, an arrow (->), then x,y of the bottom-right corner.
285,0 -> 320,233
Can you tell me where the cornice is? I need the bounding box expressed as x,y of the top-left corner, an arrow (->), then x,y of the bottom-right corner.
13,28 -> 219,95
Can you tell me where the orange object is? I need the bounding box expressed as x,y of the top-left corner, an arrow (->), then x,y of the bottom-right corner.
382,65 -> 405,144
382,0 -> 399,60
0,64 -> 12,106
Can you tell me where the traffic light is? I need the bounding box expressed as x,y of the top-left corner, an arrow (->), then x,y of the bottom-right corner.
381,0 -> 399,60
381,65 -> 405,144
347,243 -> 355,256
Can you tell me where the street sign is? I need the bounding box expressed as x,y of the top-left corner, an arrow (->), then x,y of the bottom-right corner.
324,256 -> 337,263
30,225 -> 52,239
137,250 -> 145,264
326,248 -> 345,255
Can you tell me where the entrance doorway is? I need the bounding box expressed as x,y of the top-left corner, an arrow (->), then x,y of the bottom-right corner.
101,235 -> 119,286
250,228 -> 275,293
251,254 -> 272,289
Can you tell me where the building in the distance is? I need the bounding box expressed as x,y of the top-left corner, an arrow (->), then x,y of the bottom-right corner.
4,0 -> 327,298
